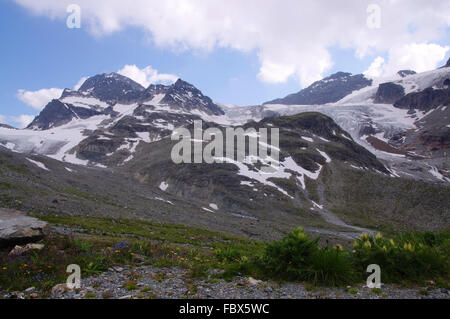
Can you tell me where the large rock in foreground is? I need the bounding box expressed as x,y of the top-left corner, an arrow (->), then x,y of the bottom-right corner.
0,209 -> 49,247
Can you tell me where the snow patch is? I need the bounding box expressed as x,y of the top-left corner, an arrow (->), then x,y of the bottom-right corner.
159,181 -> 169,191
316,149 -> 331,163
155,197 -> 174,205
26,158 -> 49,171
428,166 -> 450,182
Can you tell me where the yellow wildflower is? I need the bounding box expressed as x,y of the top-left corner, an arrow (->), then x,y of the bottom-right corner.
297,232 -> 307,240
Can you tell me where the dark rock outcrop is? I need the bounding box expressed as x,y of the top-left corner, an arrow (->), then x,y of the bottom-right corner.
264,72 -> 372,105
78,73 -> 145,104
0,209 -> 49,247
444,79 -> 450,87
374,82 -> 405,104
397,70 -> 416,78
394,87 -> 450,111
27,99 -> 103,130
160,79 -> 224,115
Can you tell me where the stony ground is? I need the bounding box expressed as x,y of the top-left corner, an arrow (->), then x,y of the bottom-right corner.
2,265 -> 449,299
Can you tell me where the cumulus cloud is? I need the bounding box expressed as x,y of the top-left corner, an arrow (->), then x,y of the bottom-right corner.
73,77 -> 88,90
364,56 -> 386,78
117,65 -> 178,87
10,114 -> 35,128
16,88 -> 63,110
365,43 -> 449,78
13,0 -> 450,87
383,43 -> 449,75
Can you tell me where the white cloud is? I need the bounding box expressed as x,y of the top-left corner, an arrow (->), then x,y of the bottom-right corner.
16,88 -> 63,110
73,77 -> 88,90
10,114 -> 35,128
364,56 -> 385,78
383,43 -> 449,75
365,43 -> 449,77
13,0 -> 450,87
117,65 -> 178,87
0,114 -> 5,124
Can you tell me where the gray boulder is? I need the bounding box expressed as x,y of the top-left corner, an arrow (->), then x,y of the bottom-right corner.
0,209 -> 49,247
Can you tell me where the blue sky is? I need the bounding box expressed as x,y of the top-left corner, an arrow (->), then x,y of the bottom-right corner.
0,0 -> 449,128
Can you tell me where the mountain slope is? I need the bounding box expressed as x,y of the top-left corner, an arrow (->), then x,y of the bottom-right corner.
264,72 -> 372,105
0,67 -> 449,241
113,112 -> 450,236
254,66 -> 450,183
1,74 -> 227,167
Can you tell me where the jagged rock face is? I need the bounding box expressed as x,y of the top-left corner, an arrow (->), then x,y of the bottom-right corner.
446,58 -> 450,67
27,100 -> 104,130
394,87 -> 450,111
27,75 -> 224,134
159,79 -> 224,115
397,70 -> 416,78
264,72 -> 372,105
140,84 -> 170,101
78,73 -> 145,104
374,82 -> 405,104
390,104 -> 450,157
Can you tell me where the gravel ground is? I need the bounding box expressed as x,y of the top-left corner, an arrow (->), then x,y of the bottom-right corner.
2,265 -> 449,299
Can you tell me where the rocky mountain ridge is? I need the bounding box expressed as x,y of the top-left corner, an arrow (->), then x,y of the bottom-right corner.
1,64 -> 449,185
264,72 -> 373,105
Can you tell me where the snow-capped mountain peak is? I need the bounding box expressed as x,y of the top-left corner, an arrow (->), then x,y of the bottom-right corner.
1,72 -> 229,167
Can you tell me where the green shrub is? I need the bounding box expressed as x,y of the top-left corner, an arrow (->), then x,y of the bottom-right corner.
260,227 -> 355,286
304,248 -> 356,286
352,233 -> 449,283
261,227 -> 318,280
